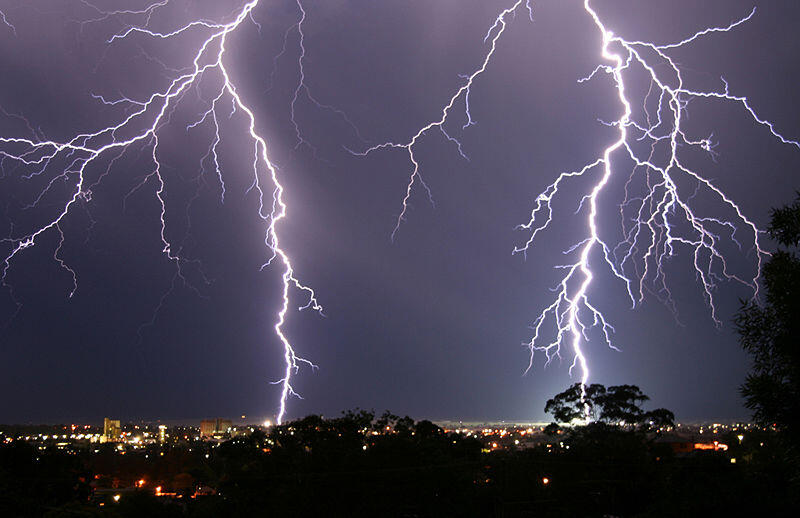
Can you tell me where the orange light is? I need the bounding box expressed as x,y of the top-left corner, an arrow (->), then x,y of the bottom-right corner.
693,442 -> 728,451
542,477 -> 550,485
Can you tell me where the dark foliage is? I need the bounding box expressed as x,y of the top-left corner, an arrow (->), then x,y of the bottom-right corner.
735,193 -> 800,447
3,409 -> 798,516
0,441 -> 90,517
544,382 -> 674,429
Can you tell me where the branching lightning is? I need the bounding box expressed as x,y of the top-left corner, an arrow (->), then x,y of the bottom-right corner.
515,0 -> 798,410
266,0 -> 366,155
351,0 -> 798,416
3,0 -> 798,423
0,0 -> 321,424
350,0 -> 533,242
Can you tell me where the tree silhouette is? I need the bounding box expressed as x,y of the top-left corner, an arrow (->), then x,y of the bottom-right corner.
596,384 -> 649,423
545,382 -> 673,428
544,383 -> 606,423
735,192 -> 800,445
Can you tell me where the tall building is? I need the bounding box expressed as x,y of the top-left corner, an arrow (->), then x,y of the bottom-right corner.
200,418 -> 233,438
158,425 -> 167,444
103,418 -> 121,443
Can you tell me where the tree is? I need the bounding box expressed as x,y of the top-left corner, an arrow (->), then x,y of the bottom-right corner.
545,382 -> 673,428
735,193 -> 800,444
544,383 -> 606,423
595,384 -> 649,424
642,408 -> 675,431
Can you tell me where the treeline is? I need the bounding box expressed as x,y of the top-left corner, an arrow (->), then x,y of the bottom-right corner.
1,409 -> 797,517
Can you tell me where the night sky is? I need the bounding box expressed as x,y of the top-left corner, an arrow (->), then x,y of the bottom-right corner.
1,0 -> 798,424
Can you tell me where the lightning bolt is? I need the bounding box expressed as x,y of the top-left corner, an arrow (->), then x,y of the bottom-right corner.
0,0 -> 320,424
282,0 -> 367,153
350,0 -> 533,242
351,1 -> 797,418
0,8 -> 15,36
515,1 -> 797,413
3,0 -> 798,425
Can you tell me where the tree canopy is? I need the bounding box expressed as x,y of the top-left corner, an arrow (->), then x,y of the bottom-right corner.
735,192 -> 800,444
544,382 -> 674,429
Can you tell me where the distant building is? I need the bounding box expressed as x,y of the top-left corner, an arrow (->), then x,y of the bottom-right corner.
200,418 -> 233,438
102,418 -> 121,443
158,425 -> 167,444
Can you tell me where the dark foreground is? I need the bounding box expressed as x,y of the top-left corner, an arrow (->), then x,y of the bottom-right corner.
1,412 -> 797,517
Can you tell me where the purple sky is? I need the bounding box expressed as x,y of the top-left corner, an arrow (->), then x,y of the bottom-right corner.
1,0 -> 798,424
